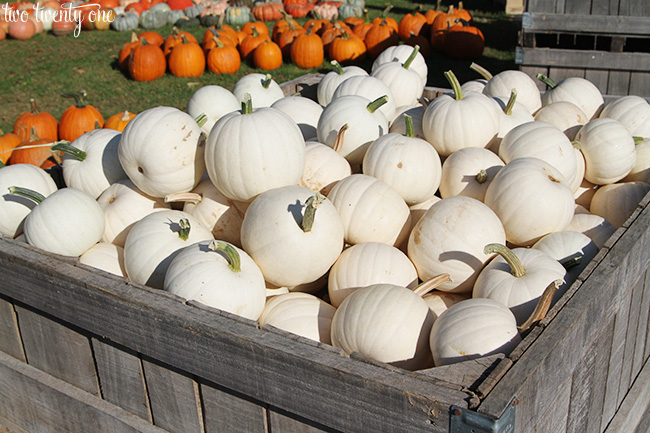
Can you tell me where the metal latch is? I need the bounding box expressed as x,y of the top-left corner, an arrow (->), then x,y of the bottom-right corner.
449,397 -> 517,433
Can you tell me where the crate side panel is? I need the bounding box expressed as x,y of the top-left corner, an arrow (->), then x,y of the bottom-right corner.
15,305 -> 100,396
618,273 -> 645,397
0,296 -> 24,362
607,71 -> 632,97
584,69 -> 610,95
619,0 -> 650,16
268,408 -> 342,433
604,357 -> 650,433
564,0 -> 591,14
92,337 -> 152,421
528,377 -> 571,433
526,0 -> 559,13
200,380 -> 267,433
142,358 -> 203,433
629,72 -> 650,98
591,0 -> 612,15
0,350 -> 167,433
635,270 -> 650,375
520,66 -> 549,92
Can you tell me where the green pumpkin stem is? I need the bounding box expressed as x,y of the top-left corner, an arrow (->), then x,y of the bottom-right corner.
484,243 -> 526,278
301,193 -> 325,232
366,95 -> 388,113
412,273 -> 451,297
241,93 -> 254,114
178,218 -> 191,241
469,62 -> 493,81
504,88 -> 518,116
7,186 -> 45,204
331,60 -> 344,75
560,254 -> 583,270
0,160 -> 4,168
262,73 -> 273,89
475,169 -> 488,184
213,36 -> 225,49
404,114 -> 415,138
444,70 -> 464,101
518,279 -> 562,335
50,140 -> 85,161
633,136 -> 644,144
536,73 -> 558,89
61,90 -> 88,108
208,240 -> 241,272
402,45 -> 420,70
195,113 -> 208,128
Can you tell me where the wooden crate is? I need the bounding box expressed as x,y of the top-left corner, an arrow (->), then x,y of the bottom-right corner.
1,76 -> 650,433
517,0 -> 650,98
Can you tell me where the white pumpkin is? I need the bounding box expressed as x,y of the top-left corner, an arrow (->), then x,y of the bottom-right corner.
259,292 -> 336,344
574,178 -> 597,210
123,210 -> 214,289
534,101 -> 588,141
484,157 -> 575,246
164,240 -> 266,320
186,85 -> 240,135
408,195 -> 506,293
565,211 -> 617,249
79,242 -> 126,277
439,147 -> 505,202
575,118 -> 637,185
205,96 -> 305,203
408,195 -> 441,232
429,298 -> 521,366
331,283 -> 435,370
389,105 -> 426,139
0,164 -> 58,238
317,61 -> 369,107
327,174 -> 411,247
271,95 -> 323,141
488,89 -> 535,154
97,179 -> 171,247
371,44 -> 428,84
316,95 -> 389,166
482,69 -> 542,114
599,95 -> 650,138
538,74 -> 604,120
231,73 -> 285,109
300,139 -> 352,195
327,242 -> 418,307
370,45 -> 425,108
331,75 -> 396,123
589,181 -> 650,228
20,187 -> 105,257
422,291 -> 470,320
362,114 -> 442,205
59,129 -> 127,199
622,138 -> 650,183
240,186 -> 344,290
118,106 -> 205,198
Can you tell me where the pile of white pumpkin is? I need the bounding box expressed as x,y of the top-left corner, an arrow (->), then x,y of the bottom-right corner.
1,44 -> 649,371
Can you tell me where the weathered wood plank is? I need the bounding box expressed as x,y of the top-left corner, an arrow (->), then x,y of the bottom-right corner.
618,273 -> 645,405
548,67 -> 585,82
200,379 -> 267,433
591,0 -> 613,15
629,72 -> 650,98
519,65 -> 550,92
0,295 -> 24,362
526,0 -> 560,14
14,305 -> 100,396
417,354 -> 505,394
268,407 -> 341,433
638,270 -> 650,373
142,358 -> 203,433
564,1 -> 591,15
92,337 -> 152,421
476,192 -> 650,429
0,236 -> 471,433
584,69 -> 610,95
521,13 -> 650,35
604,357 -> 650,432
518,48 -> 650,72
607,71 -> 631,96
0,350 -> 167,433
528,377 -> 571,433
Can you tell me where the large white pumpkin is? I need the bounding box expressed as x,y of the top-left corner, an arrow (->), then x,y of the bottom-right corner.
439,147 -> 505,202
599,95 -> 650,138
79,242 -> 126,277
271,95 -> 323,141
482,69 -> 542,114
186,85 -> 240,135
589,182 -> 650,228
231,73 -> 285,109
317,61 -> 369,107
539,75 -> 604,120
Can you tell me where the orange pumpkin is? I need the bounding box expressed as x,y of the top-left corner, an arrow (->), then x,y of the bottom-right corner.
8,127 -> 61,169
202,29 -> 237,55
239,28 -> 269,63
8,19 -> 36,40
290,23 -> 323,69
328,29 -> 366,63
276,18 -> 305,58
0,129 -> 21,165
241,20 -> 270,38
118,32 -> 141,72
203,25 -> 238,50
164,27 -> 199,57
128,38 -> 166,81
364,18 -> 399,58
138,30 -> 164,47
252,0 -> 284,21
398,6 -> 426,40
371,5 -> 398,32
104,111 -> 137,132
14,98 -> 58,142
207,38 -> 241,74
58,91 -> 105,143
168,35 -> 206,77
253,39 -> 283,70
443,23 -> 484,60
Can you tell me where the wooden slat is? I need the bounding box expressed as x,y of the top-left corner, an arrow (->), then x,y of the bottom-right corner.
521,13 -> 650,35
564,0 -> 591,15
0,237 -> 471,433
607,71 -> 631,96
15,305 -> 100,396
0,350 -> 167,433
604,357 -> 650,433
476,192 -> 650,429
142,358 -> 203,433
92,337 -> 152,421
584,69 -> 610,95
200,380 -> 267,433
629,72 -> 650,98
548,67 -> 585,82
638,270 -> 650,372
528,377 -> 571,433
518,48 -> 650,72
0,296 -> 24,362
591,0 -> 613,15
526,0 -> 561,14
618,273 -> 645,403
520,65 -> 550,92
268,407 -> 340,433
619,0 -> 650,16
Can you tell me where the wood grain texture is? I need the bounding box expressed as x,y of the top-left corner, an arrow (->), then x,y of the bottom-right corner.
92,337 -> 152,421
0,296 -> 24,362
519,48 -> 650,72
14,305 -> 100,396
268,408 -> 341,433
629,72 -> 650,98
0,350 -> 167,433
618,273 -> 644,406
584,69 -> 610,95
607,71 -> 632,96
522,14 -> 650,34
142,358 -> 203,433
200,379 -> 267,433
528,377 -> 571,433
604,357 -> 650,433
525,0 -> 559,13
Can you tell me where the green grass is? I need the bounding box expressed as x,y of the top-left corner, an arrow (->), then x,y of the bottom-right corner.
0,0 -> 520,133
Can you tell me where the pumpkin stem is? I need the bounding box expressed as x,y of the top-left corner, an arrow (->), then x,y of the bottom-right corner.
381,4 -> 393,17
366,95 -> 388,114
213,36 -> 225,49
402,45 -> 420,70
262,73 -> 273,89
50,140 -> 86,161
195,113 -> 208,128
164,192 -> 203,206
241,93 -> 254,114
412,273 -> 451,297
29,98 -> 41,115
208,240 -> 241,272
0,160 -> 4,168
444,70 -> 463,101
130,32 -> 138,43
61,90 -> 88,108
178,218 -> 191,241
301,192 -> 325,233
633,136 -> 644,144
469,62 -> 493,81
7,186 -> 46,204
560,254 -> 583,270
120,111 -> 132,121
333,123 -> 348,154
331,60 -> 344,75
484,243 -> 526,278
266,287 -> 290,297
518,279 -> 562,335
475,169 -> 488,184
536,73 -> 558,89
504,88 -> 517,116
403,114 -> 415,138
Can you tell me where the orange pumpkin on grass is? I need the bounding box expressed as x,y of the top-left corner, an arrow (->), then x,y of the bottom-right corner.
58,91 -> 105,142
14,98 -> 58,142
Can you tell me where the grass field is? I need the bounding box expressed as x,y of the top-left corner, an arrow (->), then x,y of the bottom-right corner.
0,0 -> 520,134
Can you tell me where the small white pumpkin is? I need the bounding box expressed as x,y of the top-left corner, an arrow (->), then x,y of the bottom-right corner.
422,291 -> 470,320
622,138 -> 650,184
317,61 -> 369,107
331,75 -> 396,123
599,95 -> 650,138
482,69 -> 542,114
389,105 -> 426,139
300,135 -> 352,195
574,178 -> 597,210
370,45 -> 425,108
439,147 -> 505,202
371,44 -> 428,84
538,74 -> 604,120
271,95 -> 323,141
231,73 -> 285,109
186,85 -> 240,135
408,195 -> 441,232
488,89 -> 535,153
589,181 -> 650,228
79,242 -> 126,277
164,240 -> 266,320
534,101 -> 588,141
565,211 -> 617,249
